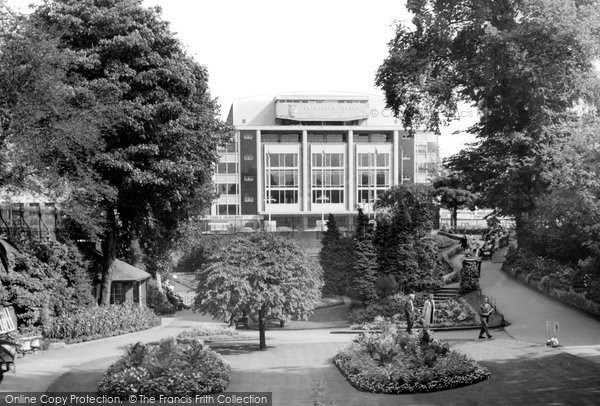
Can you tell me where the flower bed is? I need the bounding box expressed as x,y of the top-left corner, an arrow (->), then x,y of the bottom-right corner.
350,297 -> 477,329
333,325 -> 490,393
43,304 -> 160,343
434,234 -> 459,250
177,325 -> 239,342
98,337 -> 230,397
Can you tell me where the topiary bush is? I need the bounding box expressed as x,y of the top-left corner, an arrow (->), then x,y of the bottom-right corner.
98,337 -> 230,397
44,304 -> 160,343
334,323 -> 489,393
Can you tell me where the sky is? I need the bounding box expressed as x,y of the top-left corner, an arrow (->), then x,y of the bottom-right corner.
7,0 -> 477,157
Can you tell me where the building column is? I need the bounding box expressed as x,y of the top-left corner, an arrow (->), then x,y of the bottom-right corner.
347,130 -> 354,212
302,130 -> 309,212
256,130 -> 262,213
393,130 -> 399,185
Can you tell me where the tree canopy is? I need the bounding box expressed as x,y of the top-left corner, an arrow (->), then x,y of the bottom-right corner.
194,233 -> 323,350
433,175 -> 478,230
376,0 -> 600,230
0,0 -> 233,303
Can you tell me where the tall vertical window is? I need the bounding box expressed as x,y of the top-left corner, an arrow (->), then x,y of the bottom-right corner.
110,283 -> 126,305
311,152 -> 345,204
265,152 -> 299,204
356,152 -> 390,204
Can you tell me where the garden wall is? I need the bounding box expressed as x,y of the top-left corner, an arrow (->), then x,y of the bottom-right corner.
501,264 -> 600,317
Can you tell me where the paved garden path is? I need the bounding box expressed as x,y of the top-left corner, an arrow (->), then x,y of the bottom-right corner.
480,249 -> 600,348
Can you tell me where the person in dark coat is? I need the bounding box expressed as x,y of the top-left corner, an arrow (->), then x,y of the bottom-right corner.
460,235 -> 469,251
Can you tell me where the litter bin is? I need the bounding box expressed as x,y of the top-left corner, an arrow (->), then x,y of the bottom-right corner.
545,321 -> 559,347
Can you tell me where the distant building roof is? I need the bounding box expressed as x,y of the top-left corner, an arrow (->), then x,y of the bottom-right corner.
112,259 -> 151,282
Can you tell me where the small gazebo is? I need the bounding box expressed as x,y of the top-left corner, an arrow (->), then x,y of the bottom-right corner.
107,259 -> 151,306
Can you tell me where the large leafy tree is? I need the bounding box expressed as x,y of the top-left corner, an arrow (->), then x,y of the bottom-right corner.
194,233 -> 323,350
376,0 -> 600,240
525,117 -> 600,263
1,0 -> 233,304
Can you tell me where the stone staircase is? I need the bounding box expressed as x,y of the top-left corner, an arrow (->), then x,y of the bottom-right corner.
434,285 -> 460,302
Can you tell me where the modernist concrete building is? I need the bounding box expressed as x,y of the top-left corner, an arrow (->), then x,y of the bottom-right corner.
208,93 -> 439,231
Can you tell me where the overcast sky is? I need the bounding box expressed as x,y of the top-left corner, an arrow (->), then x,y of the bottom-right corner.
8,0 -> 477,157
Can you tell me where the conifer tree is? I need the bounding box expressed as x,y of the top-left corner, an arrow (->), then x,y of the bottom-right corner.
319,214 -> 353,296
347,209 -> 378,303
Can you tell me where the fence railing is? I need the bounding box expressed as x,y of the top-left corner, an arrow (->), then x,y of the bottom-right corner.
0,204 -> 58,241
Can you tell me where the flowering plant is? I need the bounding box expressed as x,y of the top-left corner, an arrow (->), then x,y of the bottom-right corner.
98,337 -> 230,397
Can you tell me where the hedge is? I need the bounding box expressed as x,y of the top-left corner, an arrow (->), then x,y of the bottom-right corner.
43,304 -> 161,343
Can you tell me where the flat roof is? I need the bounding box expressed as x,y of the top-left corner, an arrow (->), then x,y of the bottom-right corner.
275,94 -> 370,101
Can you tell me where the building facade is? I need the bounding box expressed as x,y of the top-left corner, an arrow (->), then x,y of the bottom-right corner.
208,93 -> 439,231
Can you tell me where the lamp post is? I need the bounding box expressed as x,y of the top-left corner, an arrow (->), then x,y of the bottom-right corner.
371,149 -> 379,220
321,149 -> 325,231
400,145 -> 404,184
266,152 -> 272,230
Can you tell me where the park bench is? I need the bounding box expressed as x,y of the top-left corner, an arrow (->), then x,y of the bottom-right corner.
0,307 -> 18,383
15,335 -> 42,355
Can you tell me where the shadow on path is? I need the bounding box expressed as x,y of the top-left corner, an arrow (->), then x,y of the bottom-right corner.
211,342 -> 273,356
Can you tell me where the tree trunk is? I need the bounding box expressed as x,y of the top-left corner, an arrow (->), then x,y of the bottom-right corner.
452,206 -> 458,230
514,214 -> 525,250
258,307 -> 267,350
99,208 -> 117,306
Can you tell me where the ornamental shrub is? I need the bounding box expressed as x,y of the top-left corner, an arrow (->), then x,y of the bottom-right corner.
177,325 -> 239,341
146,278 -> 176,314
433,234 -> 458,250
348,293 -> 406,323
43,304 -> 160,343
98,337 -> 230,397
0,237 -> 95,333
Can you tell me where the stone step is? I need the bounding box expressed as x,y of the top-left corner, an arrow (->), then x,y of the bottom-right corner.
434,286 -> 459,302
436,288 -> 460,293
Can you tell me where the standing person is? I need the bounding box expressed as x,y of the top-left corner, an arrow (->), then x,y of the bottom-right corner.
422,293 -> 435,328
460,235 -> 469,251
404,293 -> 416,334
479,297 -> 494,339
